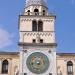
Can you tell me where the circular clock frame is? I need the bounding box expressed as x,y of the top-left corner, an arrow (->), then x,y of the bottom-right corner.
26,52 -> 50,74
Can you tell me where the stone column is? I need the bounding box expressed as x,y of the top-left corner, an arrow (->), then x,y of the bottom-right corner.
73,60 -> 75,75
36,33 -> 40,43
64,60 -> 68,75
0,58 -> 2,74
53,50 -> 57,75
19,50 -> 23,75
8,59 -> 12,75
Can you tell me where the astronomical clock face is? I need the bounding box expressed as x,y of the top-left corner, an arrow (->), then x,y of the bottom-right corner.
26,52 -> 50,74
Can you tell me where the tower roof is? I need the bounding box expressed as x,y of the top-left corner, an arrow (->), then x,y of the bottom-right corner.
25,0 -> 48,8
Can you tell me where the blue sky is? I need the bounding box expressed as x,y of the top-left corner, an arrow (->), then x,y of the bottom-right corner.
0,0 -> 75,53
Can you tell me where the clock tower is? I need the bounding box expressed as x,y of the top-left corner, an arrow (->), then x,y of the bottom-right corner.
19,0 -> 57,75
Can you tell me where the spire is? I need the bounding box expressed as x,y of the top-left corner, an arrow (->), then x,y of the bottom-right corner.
25,0 -> 48,8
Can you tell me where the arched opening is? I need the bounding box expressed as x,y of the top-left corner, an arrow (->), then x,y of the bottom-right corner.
43,10 -> 45,15
32,20 -> 37,31
38,20 -> 43,31
2,60 -> 8,74
27,10 -> 30,15
34,9 -> 39,15
67,61 -> 73,75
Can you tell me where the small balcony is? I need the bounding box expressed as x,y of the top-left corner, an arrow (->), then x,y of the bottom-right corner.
21,12 -> 55,17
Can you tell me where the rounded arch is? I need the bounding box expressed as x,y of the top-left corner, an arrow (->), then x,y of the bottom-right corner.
34,9 -> 39,15
67,61 -> 73,66
2,59 -> 9,74
32,20 -> 37,31
38,20 -> 43,31
67,61 -> 73,75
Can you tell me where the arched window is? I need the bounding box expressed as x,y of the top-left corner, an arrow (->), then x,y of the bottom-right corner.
67,61 -> 73,75
38,20 -> 43,31
34,9 -> 39,15
32,20 -> 37,31
2,60 -> 8,74
43,10 -> 45,15
27,10 -> 30,15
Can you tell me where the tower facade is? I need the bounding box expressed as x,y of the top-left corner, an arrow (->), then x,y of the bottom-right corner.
19,0 -> 57,75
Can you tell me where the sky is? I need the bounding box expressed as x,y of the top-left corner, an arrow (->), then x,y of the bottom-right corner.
0,0 -> 75,53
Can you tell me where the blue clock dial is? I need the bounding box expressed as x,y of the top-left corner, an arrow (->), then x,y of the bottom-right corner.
26,52 -> 49,74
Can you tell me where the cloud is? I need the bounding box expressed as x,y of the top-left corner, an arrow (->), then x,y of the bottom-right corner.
0,27 -> 14,49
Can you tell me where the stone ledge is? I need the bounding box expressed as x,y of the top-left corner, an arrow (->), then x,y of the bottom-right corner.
18,42 -> 57,47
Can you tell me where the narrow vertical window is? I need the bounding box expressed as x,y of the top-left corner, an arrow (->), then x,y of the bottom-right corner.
27,10 -> 30,15
40,39 -> 43,43
32,20 -> 37,31
2,60 -> 8,74
38,20 -> 43,31
43,10 -> 45,15
33,39 -> 36,43
67,61 -> 73,75
34,9 -> 39,15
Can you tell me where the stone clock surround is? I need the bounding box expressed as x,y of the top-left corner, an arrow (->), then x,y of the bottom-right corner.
19,45 -> 56,75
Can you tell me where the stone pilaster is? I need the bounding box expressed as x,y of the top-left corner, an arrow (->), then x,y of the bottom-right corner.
19,50 -> 24,75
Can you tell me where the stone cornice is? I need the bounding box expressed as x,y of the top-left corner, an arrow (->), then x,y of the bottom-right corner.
18,42 -> 57,47
19,14 -> 56,18
0,52 -> 19,55
57,53 -> 75,56
0,52 -> 75,56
